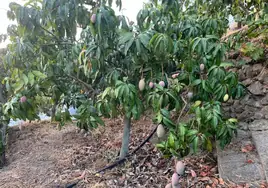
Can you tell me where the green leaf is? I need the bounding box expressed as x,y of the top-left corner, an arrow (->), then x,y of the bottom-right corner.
219,62 -> 234,68
193,136 -> 199,153
22,74 -> 28,85
156,143 -> 166,149
192,79 -> 202,86
168,132 -> 176,148
124,37 -> 135,55
186,129 -> 198,137
12,80 -> 24,93
179,124 -> 186,138
32,70 -> 47,79
163,116 -> 175,128
28,72 -> 35,86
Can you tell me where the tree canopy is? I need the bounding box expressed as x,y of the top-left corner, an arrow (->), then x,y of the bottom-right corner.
1,0 -> 267,160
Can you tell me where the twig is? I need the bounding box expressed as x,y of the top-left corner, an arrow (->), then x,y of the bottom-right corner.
176,96 -> 188,124
68,74 -> 94,92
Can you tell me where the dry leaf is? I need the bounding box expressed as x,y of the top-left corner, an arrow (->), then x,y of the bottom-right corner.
211,177 -> 218,184
241,144 -> 255,153
246,159 -> 253,164
190,169 -> 197,177
200,171 -> 208,177
199,177 -> 210,181
218,178 -> 224,185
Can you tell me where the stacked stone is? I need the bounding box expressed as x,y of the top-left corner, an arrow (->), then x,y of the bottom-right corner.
223,62 -> 268,122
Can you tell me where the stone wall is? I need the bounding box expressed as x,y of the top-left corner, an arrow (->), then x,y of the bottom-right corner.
223,62 -> 268,122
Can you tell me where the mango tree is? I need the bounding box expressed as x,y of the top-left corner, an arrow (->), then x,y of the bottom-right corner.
3,0 -> 248,164
130,0 -> 246,157
1,0 -> 123,161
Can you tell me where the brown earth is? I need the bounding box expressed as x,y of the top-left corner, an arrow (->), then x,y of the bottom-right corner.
0,118 -> 248,188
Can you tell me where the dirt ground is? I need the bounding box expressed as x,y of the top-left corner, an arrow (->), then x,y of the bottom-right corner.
0,118 -> 242,188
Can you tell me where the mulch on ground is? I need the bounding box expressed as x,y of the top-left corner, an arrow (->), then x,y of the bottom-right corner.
0,118 -> 262,187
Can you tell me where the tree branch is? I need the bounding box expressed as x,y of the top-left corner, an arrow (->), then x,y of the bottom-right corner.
221,25 -> 249,41
68,74 -> 94,92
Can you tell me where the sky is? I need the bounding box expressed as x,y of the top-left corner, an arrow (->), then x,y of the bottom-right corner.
0,0 -> 146,48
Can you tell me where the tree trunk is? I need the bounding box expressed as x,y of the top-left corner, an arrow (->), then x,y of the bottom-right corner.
51,100 -> 58,122
0,84 -> 7,168
0,123 -> 7,168
119,116 -> 131,159
0,84 -> 5,104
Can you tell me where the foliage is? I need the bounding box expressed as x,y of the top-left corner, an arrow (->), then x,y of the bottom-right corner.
240,42 -> 264,61
4,0 -> 264,160
74,99 -> 104,130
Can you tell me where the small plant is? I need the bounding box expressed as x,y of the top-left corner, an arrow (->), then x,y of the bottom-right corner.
240,42 -> 264,61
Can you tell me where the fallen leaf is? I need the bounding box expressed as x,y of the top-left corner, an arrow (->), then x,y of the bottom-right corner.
218,178 -> 224,185
210,167 -> 217,173
200,171 -> 208,177
78,171 -> 86,179
211,177 -> 218,184
246,159 -> 254,164
190,169 -> 197,177
199,177 -> 210,181
241,144 -> 255,153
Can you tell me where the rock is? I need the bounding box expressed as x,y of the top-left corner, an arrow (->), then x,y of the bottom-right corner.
233,100 -> 240,107
230,113 -> 237,118
242,78 -> 253,86
252,63 -> 263,76
261,94 -> 268,105
237,106 -> 254,121
238,69 -> 246,81
251,130 -> 268,181
234,105 -> 245,113
233,100 -> 245,113
247,81 -> 263,95
222,106 -> 230,113
257,68 -> 268,82
240,95 -> 250,105
236,129 -> 250,139
254,112 -> 264,120
245,105 -> 258,112
249,119 -> 268,131
238,122 -> 249,130
260,106 -> 268,116
243,65 -> 254,78
249,101 -> 262,108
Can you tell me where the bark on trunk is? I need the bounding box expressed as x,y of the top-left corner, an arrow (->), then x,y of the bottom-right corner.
0,84 -> 7,168
51,100 -> 58,122
0,123 -> 7,168
119,116 -> 131,159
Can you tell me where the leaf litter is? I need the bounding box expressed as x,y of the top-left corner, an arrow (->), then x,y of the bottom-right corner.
0,119 -> 266,188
